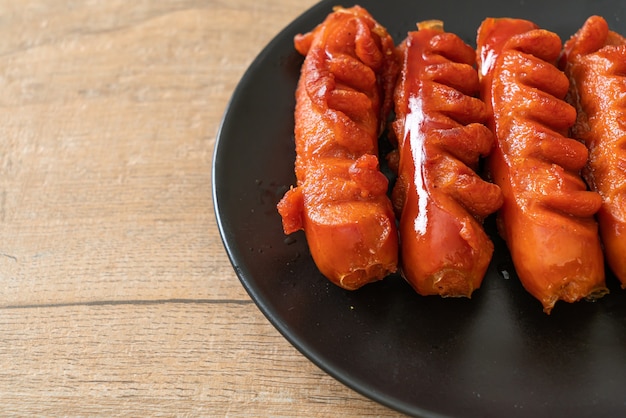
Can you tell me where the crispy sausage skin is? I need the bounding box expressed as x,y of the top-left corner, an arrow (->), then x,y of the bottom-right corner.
560,16 -> 626,287
391,21 -> 503,297
477,18 -> 608,313
276,6 -> 399,290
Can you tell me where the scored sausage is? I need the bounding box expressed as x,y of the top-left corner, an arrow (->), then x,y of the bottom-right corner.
391,21 -> 503,297
560,15 -> 626,288
277,6 -> 399,290
477,18 -> 608,313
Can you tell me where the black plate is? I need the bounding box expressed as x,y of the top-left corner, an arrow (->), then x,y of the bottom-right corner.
213,1 -> 626,416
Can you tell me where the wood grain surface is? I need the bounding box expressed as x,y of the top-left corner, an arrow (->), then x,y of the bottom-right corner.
0,1 -> 404,416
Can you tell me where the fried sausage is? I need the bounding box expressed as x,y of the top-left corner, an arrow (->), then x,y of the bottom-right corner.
477,18 -> 608,313
276,6 -> 399,290
391,21 -> 503,297
560,15 -> 626,287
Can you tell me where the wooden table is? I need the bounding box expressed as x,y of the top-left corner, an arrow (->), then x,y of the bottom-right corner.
0,1 -> 404,415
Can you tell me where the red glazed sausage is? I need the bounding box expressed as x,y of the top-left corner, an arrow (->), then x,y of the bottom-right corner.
277,6 -> 399,290
391,21 -> 503,297
561,15 -> 626,288
477,18 -> 608,313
